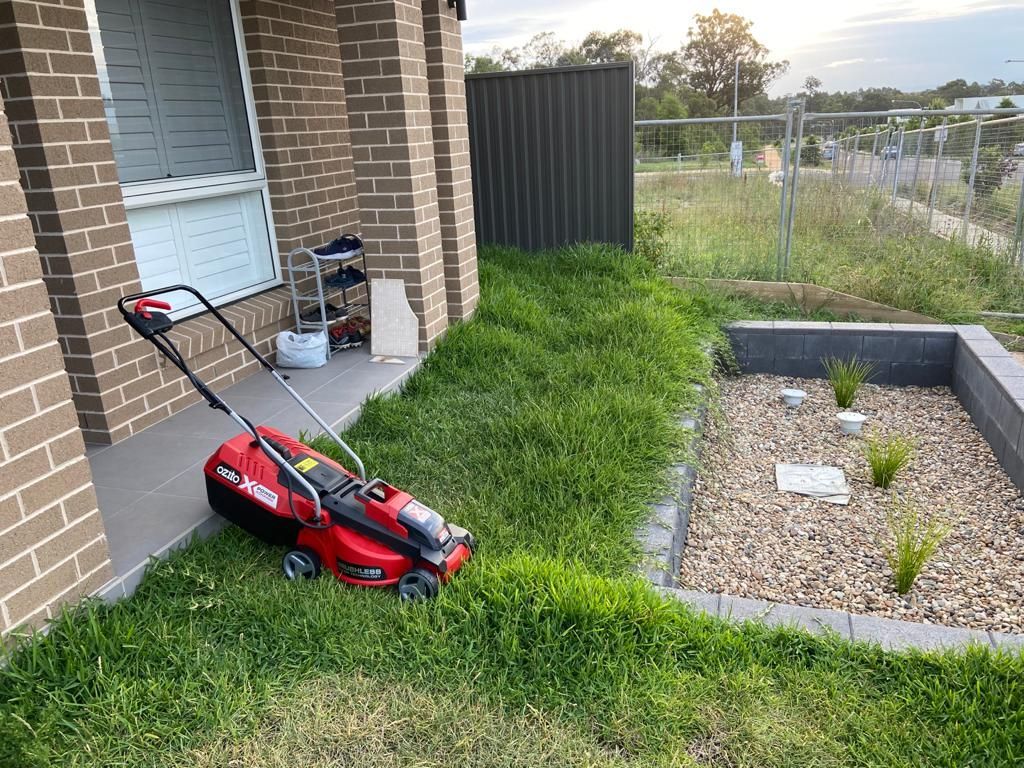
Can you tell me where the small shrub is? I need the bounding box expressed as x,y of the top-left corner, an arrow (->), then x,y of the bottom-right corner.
822,356 -> 875,409
883,495 -> 952,595
864,434 -> 914,488
634,210 -> 670,267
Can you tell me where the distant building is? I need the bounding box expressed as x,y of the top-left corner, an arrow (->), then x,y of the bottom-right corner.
953,95 -> 1024,111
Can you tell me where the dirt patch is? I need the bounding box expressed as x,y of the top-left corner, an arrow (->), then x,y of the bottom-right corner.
680,375 -> 1024,633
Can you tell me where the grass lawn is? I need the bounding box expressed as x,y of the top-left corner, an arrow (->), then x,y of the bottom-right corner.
2,245 -> 1023,767
642,172 -> 1024,334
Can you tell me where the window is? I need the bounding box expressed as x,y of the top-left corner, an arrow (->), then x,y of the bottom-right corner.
87,0 -> 278,312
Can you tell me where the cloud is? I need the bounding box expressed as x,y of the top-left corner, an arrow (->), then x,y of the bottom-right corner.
824,58 -> 866,69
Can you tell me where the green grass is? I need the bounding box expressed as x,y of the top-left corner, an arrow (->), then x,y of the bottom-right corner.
864,434 -> 915,489
884,495 -> 953,596
823,356 -> 876,410
2,245 -> 1023,767
649,173 -> 1024,326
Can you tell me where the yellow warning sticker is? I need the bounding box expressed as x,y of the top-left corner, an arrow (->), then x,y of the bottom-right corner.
294,457 -> 319,473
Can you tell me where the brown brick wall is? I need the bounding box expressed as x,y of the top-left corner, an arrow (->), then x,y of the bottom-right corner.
335,0 -> 449,350
0,99 -> 112,636
0,0 -> 153,445
420,0 -> 478,321
240,0 -> 363,270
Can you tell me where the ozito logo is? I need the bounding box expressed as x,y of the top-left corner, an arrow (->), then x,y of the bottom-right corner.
337,560 -> 386,581
213,462 -> 279,510
215,463 -> 240,484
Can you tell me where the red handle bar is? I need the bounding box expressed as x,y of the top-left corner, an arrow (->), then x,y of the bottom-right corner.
134,298 -> 171,318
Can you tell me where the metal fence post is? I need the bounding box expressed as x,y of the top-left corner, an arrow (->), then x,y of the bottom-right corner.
848,132 -> 860,184
783,99 -> 806,274
908,126 -> 923,216
775,104 -> 795,280
867,130 -> 879,186
962,117 -> 984,241
890,127 -> 905,205
1013,170 -> 1024,266
927,118 -> 948,232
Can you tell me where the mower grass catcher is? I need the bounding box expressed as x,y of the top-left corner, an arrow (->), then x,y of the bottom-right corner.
118,284 -> 473,601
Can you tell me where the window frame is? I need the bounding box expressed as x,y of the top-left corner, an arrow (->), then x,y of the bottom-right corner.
86,0 -> 281,311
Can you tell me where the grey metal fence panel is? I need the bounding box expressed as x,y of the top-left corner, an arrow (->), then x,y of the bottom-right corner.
466,62 -> 634,251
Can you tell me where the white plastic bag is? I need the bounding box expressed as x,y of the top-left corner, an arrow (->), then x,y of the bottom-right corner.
275,331 -> 327,369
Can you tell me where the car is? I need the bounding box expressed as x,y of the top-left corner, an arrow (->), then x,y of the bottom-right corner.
822,143 -> 835,161
881,145 -> 900,159
1014,142 -> 1024,157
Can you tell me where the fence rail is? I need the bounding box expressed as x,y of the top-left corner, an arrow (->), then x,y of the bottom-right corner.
635,102 -> 1024,288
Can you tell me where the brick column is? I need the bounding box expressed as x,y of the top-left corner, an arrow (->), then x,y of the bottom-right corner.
0,100 -> 112,635
421,0 -> 478,321
240,0 -> 362,267
335,0 -> 448,349
0,1 -> 154,444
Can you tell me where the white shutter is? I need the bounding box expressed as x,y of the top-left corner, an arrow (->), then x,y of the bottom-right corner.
126,191 -> 276,312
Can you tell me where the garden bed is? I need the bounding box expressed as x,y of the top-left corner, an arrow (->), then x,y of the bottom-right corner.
681,374 -> 1024,633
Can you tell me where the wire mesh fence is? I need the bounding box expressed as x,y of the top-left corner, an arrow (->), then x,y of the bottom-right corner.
637,103 -> 1024,323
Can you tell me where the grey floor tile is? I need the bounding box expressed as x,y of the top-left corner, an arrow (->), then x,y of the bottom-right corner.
95,484 -> 147,519
152,460 -> 212,500
147,396 -> 285,440
88,432 -> 223,492
307,360 -> 414,402
105,492 -> 214,576
850,614 -> 992,651
85,443 -> 109,458
270,398 -> 363,437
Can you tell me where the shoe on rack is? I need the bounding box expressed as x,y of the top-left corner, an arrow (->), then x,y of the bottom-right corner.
299,303 -> 340,323
329,323 -> 363,350
349,315 -> 371,336
313,233 -> 364,258
343,265 -> 366,286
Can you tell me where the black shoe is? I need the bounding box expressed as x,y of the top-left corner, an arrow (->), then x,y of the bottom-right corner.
313,234 -> 363,258
300,303 -> 340,323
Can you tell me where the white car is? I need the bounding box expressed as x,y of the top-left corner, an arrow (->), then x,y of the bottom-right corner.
1014,142 -> 1024,157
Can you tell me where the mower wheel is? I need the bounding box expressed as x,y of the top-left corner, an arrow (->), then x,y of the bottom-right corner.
282,547 -> 321,581
397,568 -> 439,602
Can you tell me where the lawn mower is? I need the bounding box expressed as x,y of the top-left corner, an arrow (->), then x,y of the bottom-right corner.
117,285 -> 474,600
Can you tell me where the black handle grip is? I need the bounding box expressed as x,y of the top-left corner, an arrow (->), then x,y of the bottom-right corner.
354,478 -> 385,504
118,284 -> 277,373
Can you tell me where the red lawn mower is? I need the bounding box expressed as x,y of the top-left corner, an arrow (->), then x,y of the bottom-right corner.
118,285 -> 474,600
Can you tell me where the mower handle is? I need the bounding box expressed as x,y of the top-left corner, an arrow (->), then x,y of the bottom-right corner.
133,298 -> 171,314
118,284 -> 278,374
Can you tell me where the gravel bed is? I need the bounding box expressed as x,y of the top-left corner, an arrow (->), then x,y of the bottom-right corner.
679,375 -> 1024,634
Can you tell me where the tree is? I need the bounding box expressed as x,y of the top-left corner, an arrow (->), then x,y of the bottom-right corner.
683,10 -> 788,110
997,96 -> 1017,109
803,76 -> 823,94
464,54 -> 505,74
964,146 -> 1018,200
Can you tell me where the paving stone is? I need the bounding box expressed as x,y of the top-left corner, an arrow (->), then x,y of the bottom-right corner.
718,595 -> 851,638
979,355 -> 1024,378
952,324 -> 993,340
773,320 -> 831,333
990,631 -> 1024,652
890,323 -> 956,336
661,588 -> 722,617
829,322 -> 894,335
849,614 -> 993,651
964,338 -> 1012,358
729,320 -> 774,332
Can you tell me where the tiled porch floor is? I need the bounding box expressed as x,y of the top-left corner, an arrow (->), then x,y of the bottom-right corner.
86,347 -> 419,598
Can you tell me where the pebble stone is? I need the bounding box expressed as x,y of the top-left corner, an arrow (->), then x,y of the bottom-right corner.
679,374 -> 1024,634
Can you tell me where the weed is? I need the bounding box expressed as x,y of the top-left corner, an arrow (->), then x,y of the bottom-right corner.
823,356 -> 875,409
883,494 -> 953,595
634,209 -> 670,268
864,434 -> 915,488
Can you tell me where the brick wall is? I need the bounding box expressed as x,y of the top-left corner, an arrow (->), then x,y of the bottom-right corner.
336,0 -> 449,349
421,0 -> 478,321
240,0 -> 363,272
0,100 -> 111,636
0,0 -> 155,444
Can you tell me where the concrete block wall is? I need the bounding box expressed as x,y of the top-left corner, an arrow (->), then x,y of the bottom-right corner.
727,321 -> 955,387
0,101 -> 111,636
725,320 -> 1024,494
951,325 -> 1024,490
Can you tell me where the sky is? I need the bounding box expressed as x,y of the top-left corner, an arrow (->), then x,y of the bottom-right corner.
461,0 -> 1024,96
